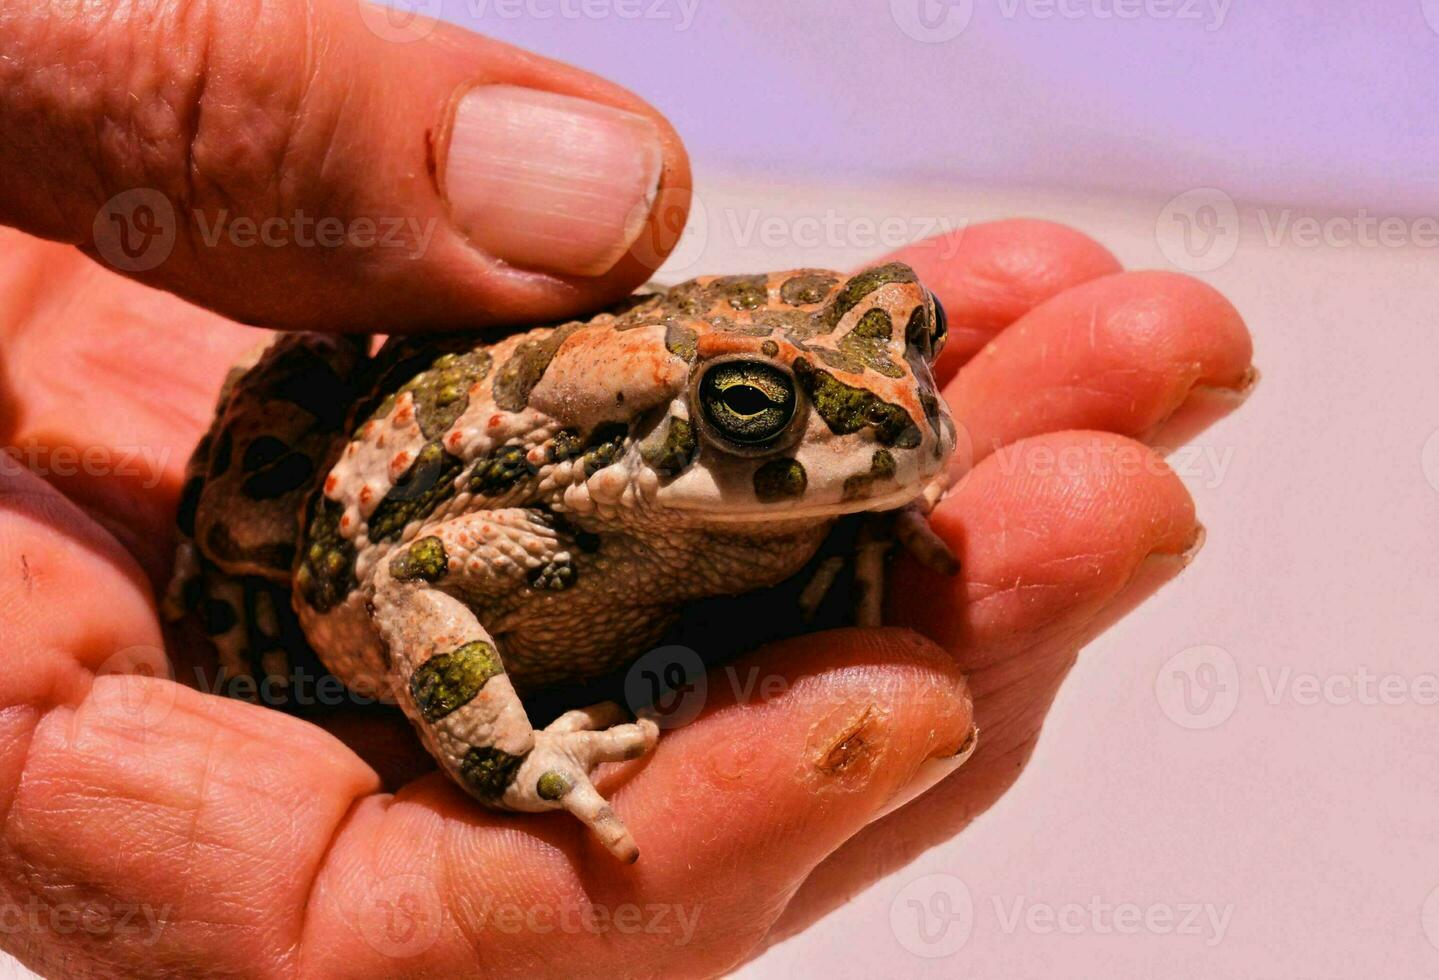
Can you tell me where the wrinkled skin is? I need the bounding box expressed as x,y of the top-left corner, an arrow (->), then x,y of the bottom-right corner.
0,219 -> 1252,977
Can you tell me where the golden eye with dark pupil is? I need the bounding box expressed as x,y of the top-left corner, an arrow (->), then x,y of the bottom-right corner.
700,362 -> 796,444
722,384 -> 771,415
931,294 -> 948,347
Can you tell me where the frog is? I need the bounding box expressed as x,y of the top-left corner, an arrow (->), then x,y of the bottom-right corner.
166,262 -> 960,861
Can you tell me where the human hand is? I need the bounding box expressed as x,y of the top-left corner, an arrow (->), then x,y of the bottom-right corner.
0,3 -> 1253,977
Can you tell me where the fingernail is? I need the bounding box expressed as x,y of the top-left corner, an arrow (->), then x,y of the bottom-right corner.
1181,522 -> 1207,564
443,85 -> 663,277
873,726 -> 979,821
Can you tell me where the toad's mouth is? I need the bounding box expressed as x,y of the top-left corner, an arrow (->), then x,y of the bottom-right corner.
662,483 -> 925,522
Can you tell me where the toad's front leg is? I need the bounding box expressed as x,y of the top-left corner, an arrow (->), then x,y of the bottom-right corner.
370,511 -> 658,861
852,470 -> 961,627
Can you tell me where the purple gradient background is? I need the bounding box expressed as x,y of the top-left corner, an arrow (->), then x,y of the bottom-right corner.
437,0 -> 1437,212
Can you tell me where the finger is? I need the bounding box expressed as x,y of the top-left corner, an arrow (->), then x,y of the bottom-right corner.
0,1 -> 690,331
0,230 -> 261,580
0,469 -> 973,979
298,629 -> 974,977
767,431 -> 1200,941
877,220 -> 1123,383
947,270 -> 1255,470
0,469 -> 380,975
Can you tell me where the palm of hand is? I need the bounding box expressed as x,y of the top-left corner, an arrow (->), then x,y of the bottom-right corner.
0,221 -> 1250,977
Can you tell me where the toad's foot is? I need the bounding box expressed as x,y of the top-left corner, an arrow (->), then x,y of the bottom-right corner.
898,468 -> 960,574
504,702 -> 660,863
894,503 -> 960,575
853,502 -> 960,627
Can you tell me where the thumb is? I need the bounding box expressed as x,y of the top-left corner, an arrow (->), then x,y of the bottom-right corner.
0,1 -> 690,331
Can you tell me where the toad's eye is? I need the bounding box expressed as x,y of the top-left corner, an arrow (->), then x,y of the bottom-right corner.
907,292 -> 949,361
930,293 -> 948,356
699,361 -> 796,445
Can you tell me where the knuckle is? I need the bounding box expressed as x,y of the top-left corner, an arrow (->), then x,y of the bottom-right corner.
2,0 -> 333,232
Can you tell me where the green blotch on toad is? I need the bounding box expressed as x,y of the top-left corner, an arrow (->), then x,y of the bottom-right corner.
368,441 -> 466,542
461,747 -> 526,799
390,536 -> 449,582
640,416 -> 698,478
536,770 -> 572,800
753,458 -> 807,502
410,641 -> 505,722
792,359 -> 922,448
